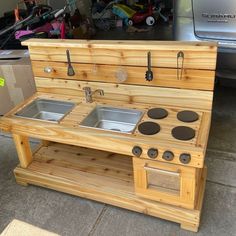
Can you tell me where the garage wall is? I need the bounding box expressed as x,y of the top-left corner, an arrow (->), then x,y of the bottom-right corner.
0,0 -> 18,17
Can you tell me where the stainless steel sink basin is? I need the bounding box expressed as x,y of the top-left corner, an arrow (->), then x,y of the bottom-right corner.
15,99 -> 75,123
80,106 -> 143,134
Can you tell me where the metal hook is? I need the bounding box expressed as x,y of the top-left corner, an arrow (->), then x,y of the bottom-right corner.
177,51 -> 184,80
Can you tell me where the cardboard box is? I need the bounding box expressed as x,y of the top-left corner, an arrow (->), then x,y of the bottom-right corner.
1,219 -> 59,236
0,50 -> 36,115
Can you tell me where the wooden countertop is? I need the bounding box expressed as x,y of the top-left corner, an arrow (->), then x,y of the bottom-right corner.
0,92 -> 211,168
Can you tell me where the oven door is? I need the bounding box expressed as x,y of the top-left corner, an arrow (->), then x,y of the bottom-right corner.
133,158 -> 199,209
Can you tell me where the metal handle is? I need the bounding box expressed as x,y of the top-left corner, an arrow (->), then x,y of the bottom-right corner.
144,165 -> 180,177
44,67 -> 54,73
145,51 -> 153,81
148,51 -> 152,70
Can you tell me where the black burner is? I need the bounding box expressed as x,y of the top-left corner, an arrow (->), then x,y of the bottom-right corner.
177,110 -> 199,123
147,108 -> 168,119
138,122 -> 160,135
172,126 -> 196,141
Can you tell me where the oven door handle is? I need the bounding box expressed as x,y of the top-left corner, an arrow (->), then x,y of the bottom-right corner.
144,165 -> 180,177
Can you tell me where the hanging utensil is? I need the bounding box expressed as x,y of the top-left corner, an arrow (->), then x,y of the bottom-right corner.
177,51 -> 184,80
145,51 -> 153,82
66,49 -> 75,76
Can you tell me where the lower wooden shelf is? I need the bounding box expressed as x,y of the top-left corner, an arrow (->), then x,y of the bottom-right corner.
14,142 -> 206,232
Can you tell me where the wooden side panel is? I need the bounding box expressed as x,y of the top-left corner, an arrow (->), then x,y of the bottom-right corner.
34,77 -> 213,110
31,61 -> 215,91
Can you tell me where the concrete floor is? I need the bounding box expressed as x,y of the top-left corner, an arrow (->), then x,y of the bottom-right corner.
0,84 -> 236,236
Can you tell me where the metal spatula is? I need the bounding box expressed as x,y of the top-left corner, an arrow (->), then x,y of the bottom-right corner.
145,51 -> 153,81
66,49 -> 75,76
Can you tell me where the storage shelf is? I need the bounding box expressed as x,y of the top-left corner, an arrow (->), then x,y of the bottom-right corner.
14,142 -> 206,232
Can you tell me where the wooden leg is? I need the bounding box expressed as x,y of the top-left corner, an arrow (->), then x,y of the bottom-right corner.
12,134 -> 32,168
181,222 -> 199,232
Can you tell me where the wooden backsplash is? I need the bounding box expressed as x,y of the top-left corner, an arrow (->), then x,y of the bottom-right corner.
22,39 -> 217,110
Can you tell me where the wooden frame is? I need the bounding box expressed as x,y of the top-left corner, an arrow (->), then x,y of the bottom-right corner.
0,39 -> 217,232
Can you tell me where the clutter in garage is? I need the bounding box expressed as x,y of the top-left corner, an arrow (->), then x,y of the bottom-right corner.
0,0 -> 173,49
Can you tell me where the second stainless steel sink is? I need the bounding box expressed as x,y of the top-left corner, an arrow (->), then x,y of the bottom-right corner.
15,99 -> 75,123
80,106 -> 143,134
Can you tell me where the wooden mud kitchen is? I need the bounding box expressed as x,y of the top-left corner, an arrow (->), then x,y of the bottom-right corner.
0,39 -> 217,232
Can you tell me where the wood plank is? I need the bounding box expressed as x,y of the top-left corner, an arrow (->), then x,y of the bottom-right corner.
34,78 -> 214,110
196,112 -> 212,152
22,39 -> 217,50
0,122 -> 11,132
12,134 -> 32,168
28,47 -> 216,70
181,167 -> 207,232
22,39 -> 217,70
31,61 -> 215,91
34,144 -> 133,182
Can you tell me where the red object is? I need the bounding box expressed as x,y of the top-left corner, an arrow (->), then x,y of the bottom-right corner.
14,8 -> 20,22
131,5 -> 155,25
60,21 -> 66,39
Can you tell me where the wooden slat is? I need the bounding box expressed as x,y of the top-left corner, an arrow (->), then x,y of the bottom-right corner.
22,39 -> 217,50
34,78 -> 213,110
31,61 -> 215,91
22,39 -> 217,70
34,144 -> 133,183
0,121 -> 11,132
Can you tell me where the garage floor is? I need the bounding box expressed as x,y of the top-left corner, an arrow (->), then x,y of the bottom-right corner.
0,84 -> 236,236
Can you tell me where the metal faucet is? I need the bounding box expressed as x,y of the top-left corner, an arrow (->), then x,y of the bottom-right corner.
83,87 -> 105,103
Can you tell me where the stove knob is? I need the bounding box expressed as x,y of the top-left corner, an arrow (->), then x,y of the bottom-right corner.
147,148 -> 158,159
179,153 -> 191,164
162,151 -> 174,161
132,146 -> 142,157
